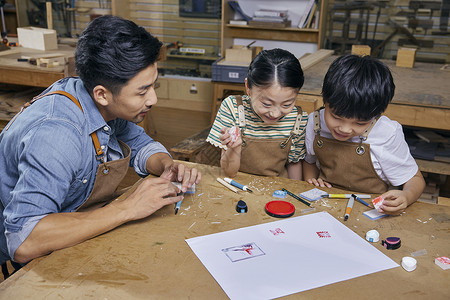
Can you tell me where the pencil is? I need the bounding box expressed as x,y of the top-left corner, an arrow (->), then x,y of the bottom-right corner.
216,178 -> 239,193
321,194 -> 371,199
282,188 -> 311,207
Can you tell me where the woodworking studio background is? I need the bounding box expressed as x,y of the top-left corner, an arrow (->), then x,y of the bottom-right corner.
0,0 -> 449,204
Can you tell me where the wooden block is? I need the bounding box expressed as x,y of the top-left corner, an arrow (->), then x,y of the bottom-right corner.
46,2 -> 53,30
298,49 -> 334,71
17,27 -> 58,51
351,45 -> 371,56
396,47 -> 417,68
225,46 -> 257,64
438,196 -> 450,207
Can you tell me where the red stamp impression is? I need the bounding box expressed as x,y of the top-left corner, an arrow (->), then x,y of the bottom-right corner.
270,228 -> 285,236
316,231 -> 331,238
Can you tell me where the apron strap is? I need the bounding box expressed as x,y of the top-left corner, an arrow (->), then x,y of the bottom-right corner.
291,106 -> 303,135
280,106 -> 304,149
4,90 -> 105,160
360,117 -> 378,140
313,107 -> 324,136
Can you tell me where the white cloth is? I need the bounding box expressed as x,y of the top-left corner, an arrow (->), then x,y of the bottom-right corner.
304,110 -> 418,187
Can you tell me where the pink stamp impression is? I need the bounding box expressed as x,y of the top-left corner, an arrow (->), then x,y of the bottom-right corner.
270,228 -> 285,236
228,126 -> 240,142
372,196 -> 384,210
316,231 -> 331,238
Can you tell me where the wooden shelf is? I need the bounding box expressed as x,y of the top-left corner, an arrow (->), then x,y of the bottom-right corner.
166,54 -> 219,61
226,24 -> 320,43
221,0 -> 329,57
416,159 -> 450,176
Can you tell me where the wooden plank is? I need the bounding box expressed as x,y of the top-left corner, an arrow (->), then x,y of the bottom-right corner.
136,20 -> 220,31
161,36 -> 220,47
130,3 -> 178,13
130,0 -> 176,4
416,159 -> 450,176
384,104 -> 450,131
75,1 -> 107,9
299,49 -> 334,70
229,26 -> 319,43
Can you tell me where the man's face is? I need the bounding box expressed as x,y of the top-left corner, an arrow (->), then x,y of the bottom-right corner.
323,103 -> 374,141
103,63 -> 159,123
246,81 -> 298,124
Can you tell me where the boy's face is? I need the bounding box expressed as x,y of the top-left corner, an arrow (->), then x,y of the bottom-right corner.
100,63 -> 159,123
246,80 -> 298,124
323,104 -> 374,141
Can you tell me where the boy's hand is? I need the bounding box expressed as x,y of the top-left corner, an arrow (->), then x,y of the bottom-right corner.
306,177 -> 332,188
219,127 -> 242,149
378,190 -> 408,215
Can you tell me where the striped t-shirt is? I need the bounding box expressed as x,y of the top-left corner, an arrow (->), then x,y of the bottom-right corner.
206,95 -> 308,163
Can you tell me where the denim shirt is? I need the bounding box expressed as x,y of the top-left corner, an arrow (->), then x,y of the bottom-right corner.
0,77 -> 169,263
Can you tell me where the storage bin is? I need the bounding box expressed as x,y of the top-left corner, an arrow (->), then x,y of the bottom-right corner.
212,58 -> 248,83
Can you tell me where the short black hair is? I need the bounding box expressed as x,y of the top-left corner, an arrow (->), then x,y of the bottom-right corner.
247,48 -> 304,91
322,54 -> 395,121
75,15 -> 163,96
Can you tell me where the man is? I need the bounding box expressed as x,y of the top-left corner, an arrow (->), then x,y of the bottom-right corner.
0,15 -> 201,269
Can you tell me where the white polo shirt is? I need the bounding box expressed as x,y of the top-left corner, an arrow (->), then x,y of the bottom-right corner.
305,110 -> 418,187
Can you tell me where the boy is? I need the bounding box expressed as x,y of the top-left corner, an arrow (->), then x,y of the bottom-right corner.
303,54 -> 425,215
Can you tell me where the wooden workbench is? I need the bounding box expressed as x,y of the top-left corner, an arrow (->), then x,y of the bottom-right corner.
300,56 -> 450,131
0,45 -> 76,87
212,56 -> 450,131
0,162 -> 448,299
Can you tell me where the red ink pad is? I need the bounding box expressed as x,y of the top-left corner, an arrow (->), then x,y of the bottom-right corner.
265,201 -> 295,218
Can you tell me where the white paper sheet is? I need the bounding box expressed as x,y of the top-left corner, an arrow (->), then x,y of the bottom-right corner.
186,212 -> 398,300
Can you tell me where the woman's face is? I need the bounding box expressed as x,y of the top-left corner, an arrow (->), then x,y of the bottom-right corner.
246,80 -> 298,124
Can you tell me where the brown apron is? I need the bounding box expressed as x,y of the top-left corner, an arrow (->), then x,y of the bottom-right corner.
236,96 -> 304,178
5,90 -> 131,212
312,108 -> 388,193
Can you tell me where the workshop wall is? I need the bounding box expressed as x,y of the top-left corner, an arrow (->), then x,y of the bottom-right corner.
72,0 -> 221,76
325,0 -> 450,63
74,0 -> 220,52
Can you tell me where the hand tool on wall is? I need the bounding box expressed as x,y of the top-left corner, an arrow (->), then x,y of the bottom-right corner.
0,0 -> 8,44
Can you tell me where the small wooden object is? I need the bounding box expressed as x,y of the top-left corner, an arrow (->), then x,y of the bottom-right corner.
225,45 -> 257,64
298,49 -> 334,71
396,47 -> 417,68
17,27 -> 58,51
46,2 -> 53,30
351,45 -> 371,56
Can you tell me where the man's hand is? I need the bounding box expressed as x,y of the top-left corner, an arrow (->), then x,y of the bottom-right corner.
112,177 -> 183,221
160,162 -> 201,193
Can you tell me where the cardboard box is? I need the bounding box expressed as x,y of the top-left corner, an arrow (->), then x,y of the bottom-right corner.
396,47 -> 417,68
351,45 -> 371,56
225,45 -> 258,64
17,27 -> 58,51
